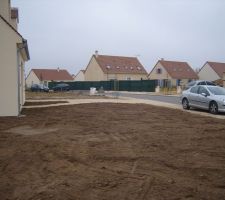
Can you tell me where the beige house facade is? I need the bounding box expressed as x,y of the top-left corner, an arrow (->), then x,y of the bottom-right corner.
26,68 -> 74,88
74,70 -> 85,81
148,59 -> 198,87
85,51 -> 148,81
0,0 -> 30,116
198,61 -> 225,82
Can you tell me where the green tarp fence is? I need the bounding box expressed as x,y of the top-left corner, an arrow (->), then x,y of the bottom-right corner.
48,80 -> 157,92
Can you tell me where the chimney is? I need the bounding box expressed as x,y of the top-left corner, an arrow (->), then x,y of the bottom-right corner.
95,50 -> 98,58
57,67 -> 60,72
161,58 -> 164,61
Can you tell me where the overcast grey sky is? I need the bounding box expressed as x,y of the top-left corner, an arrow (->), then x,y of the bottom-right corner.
12,0 -> 225,75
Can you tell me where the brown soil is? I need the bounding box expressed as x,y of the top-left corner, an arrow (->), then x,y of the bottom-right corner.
26,91 -> 109,100
0,103 -> 225,200
24,101 -> 69,106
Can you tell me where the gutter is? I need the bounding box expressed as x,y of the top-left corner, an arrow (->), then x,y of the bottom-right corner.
17,48 -> 21,116
17,42 -> 30,116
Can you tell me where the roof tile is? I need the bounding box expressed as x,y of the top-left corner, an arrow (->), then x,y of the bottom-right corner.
159,60 -> 198,79
32,69 -> 73,81
207,61 -> 225,78
94,55 -> 147,75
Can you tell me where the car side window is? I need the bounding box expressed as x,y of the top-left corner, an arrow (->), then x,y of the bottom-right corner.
206,81 -> 215,86
190,86 -> 199,94
198,86 -> 210,96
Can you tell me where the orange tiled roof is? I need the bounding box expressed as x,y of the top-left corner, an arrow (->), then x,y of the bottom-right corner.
159,60 -> 198,79
207,61 -> 225,78
32,69 -> 73,81
94,55 -> 147,75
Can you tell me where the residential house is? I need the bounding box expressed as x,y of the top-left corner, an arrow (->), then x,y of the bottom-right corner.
198,61 -> 225,82
26,68 -> 74,88
148,59 -> 198,87
74,70 -> 85,81
0,0 -> 30,116
84,51 -> 148,81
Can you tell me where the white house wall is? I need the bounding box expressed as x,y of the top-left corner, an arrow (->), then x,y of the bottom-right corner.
148,62 -> 172,80
75,71 -> 85,81
0,0 -> 11,23
198,63 -> 220,81
26,70 -> 40,88
85,57 -> 106,81
0,18 -> 23,116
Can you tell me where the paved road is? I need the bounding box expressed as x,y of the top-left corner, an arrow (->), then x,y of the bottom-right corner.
109,92 -> 181,105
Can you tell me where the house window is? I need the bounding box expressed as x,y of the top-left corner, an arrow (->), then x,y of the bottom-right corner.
177,79 -> 181,86
126,77 -> 131,80
156,68 -> 162,74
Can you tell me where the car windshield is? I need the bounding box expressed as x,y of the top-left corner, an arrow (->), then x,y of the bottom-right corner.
207,87 -> 225,95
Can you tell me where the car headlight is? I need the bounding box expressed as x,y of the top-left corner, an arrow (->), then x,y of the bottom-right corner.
223,99 -> 225,105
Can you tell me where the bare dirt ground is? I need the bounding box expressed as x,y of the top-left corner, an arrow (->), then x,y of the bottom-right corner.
0,103 -> 225,200
26,91 -> 109,100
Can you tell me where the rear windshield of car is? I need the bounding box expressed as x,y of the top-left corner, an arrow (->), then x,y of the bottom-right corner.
197,81 -> 206,85
207,87 -> 225,95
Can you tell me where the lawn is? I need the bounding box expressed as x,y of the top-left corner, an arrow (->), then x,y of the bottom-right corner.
0,103 -> 225,200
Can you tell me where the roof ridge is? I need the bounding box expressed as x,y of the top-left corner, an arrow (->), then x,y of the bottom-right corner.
160,60 -> 188,64
95,54 -> 137,59
207,61 -> 225,64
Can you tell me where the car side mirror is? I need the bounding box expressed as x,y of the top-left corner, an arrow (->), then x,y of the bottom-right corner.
201,92 -> 207,97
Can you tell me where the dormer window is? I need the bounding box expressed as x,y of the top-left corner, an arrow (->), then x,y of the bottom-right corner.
156,68 -> 162,74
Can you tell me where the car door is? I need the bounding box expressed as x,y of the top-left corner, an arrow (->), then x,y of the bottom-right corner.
197,86 -> 211,109
188,86 -> 200,107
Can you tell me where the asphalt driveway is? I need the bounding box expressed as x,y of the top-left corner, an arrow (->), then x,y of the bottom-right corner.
108,92 -> 180,105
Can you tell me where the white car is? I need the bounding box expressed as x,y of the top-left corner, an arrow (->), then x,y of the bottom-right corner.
184,80 -> 216,90
181,85 -> 225,114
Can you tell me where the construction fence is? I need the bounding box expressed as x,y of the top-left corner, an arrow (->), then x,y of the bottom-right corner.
48,80 -> 157,92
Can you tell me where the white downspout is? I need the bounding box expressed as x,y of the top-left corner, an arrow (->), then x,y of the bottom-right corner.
17,48 -> 21,116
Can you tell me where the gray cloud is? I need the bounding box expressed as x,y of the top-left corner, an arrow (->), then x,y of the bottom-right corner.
12,0 -> 225,75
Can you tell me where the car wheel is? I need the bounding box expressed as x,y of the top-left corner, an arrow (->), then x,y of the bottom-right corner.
209,101 -> 218,114
182,98 -> 190,110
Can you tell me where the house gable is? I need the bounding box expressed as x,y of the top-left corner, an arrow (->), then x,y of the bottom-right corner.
84,56 -> 105,81
148,61 -> 172,80
198,62 -> 220,81
26,70 -> 40,88
74,70 -> 85,81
